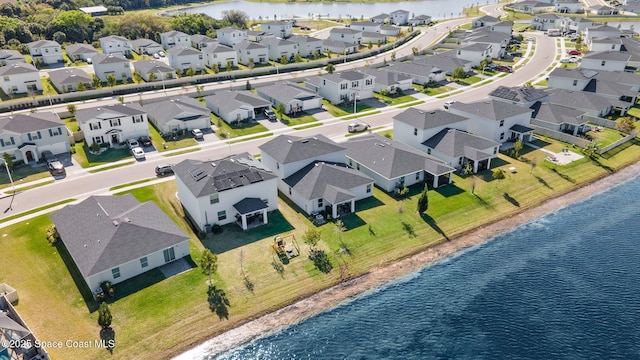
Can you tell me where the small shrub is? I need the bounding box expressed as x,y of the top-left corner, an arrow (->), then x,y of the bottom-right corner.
492,168 -> 505,180
45,224 -> 60,245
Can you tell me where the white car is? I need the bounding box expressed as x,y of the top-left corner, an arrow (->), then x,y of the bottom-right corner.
131,147 -> 145,160
444,100 -> 455,110
560,57 -> 579,63
153,53 -> 160,59
126,138 -> 140,149
191,128 -> 204,140
347,122 -> 370,133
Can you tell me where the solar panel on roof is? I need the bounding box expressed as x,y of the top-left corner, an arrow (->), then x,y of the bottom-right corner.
189,168 -> 207,181
214,178 -> 231,190
245,171 -> 263,183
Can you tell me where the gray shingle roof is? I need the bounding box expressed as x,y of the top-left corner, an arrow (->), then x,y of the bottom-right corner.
0,62 -> 38,76
100,35 -> 129,43
259,134 -> 345,164
76,103 -> 146,125
0,49 -> 23,62
51,194 -> 190,278
289,35 -> 322,44
161,30 -> 189,38
596,69 -> 640,86
0,112 -> 62,134
357,67 -> 412,86
173,152 -> 276,198
167,47 -> 202,56
65,43 -> 97,55
532,103 -> 587,126
422,128 -> 499,160
92,53 -> 128,64
385,61 -> 439,77
582,51 -> 632,62
256,82 -> 320,104
330,28 -> 362,35
489,86 -> 549,104
586,79 -> 637,98
548,67 -> 598,80
322,39 -> 352,49
547,89 -> 629,111
412,52 -> 471,72
233,197 -> 268,214
204,90 -> 271,113
236,40 -> 267,51
393,108 -> 469,130
200,43 -> 235,54
27,40 -> 60,48
143,96 -> 209,128
190,34 -> 216,44
450,99 -> 533,120
344,133 -> 455,178
260,37 -> 295,47
48,68 -> 92,85
283,161 -> 373,201
131,38 -> 161,48
133,59 -> 175,75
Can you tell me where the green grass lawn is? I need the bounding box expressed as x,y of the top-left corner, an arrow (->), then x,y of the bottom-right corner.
373,93 -> 417,105
457,76 -> 484,86
321,99 -> 373,116
212,114 -> 270,139
322,100 -> 349,117
586,125 -> 625,147
535,79 -> 548,87
627,106 -> 640,118
279,112 -> 319,127
62,117 -> 80,132
0,164 -> 51,189
148,124 -> 197,152
4,138 -> 640,360
72,142 -> 132,168
414,83 -> 455,96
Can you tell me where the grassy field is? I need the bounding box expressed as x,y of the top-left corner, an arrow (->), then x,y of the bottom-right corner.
322,100 -> 373,117
3,134 -> 640,360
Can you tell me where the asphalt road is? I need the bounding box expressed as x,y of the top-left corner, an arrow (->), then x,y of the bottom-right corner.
1,4 -> 561,223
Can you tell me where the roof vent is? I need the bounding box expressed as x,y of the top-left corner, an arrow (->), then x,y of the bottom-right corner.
211,162 -> 216,167
287,140 -> 292,143
312,137 -> 318,140
124,217 -> 131,223
418,110 -> 424,114
301,139 -> 309,143
314,163 -> 319,167
112,220 -> 119,226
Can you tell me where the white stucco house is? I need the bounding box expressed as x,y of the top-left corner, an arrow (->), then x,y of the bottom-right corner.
48,68 -> 92,93
389,9 -> 410,25
303,70 -> 375,105
190,34 -> 217,50
201,43 -> 238,69
133,59 -> 176,82
357,67 -> 413,95
555,0 -> 583,13
260,37 -> 298,62
99,35 -> 132,56
0,62 -> 42,95
384,62 -> 445,85
173,153 -> 278,231
0,112 -> 70,164
131,38 -> 163,55
51,194 -> 191,294
204,90 -> 271,124
531,14 -> 564,31
167,46 -> 206,73
589,36 -> 624,52
289,35 -> 323,58
160,30 -> 191,50
322,40 -> 358,56
328,28 -> 363,45
580,51 -> 631,72
350,21 -> 382,33
92,54 -> 132,82
0,49 -> 24,66
547,67 -> 598,91
217,27 -> 248,47
583,25 -> 622,44
235,40 -> 268,66
76,103 -> 149,147
455,43 -> 492,67
144,96 -> 211,134
408,15 -> 432,26
261,21 -> 293,39
27,40 -> 62,65
64,43 -> 98,62
256,82 -> 323,114
473,15 -> 499,28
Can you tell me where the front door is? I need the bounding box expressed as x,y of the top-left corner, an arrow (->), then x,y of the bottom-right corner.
111,134 -> 118,144
25,151 -> 33,162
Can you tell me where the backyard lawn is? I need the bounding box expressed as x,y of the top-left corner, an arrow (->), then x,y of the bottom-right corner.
3,135 -> 640,360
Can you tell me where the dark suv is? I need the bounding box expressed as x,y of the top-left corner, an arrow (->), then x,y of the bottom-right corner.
264,108 -> 276,121
41,150 -> 65,176
155,164 -> 174,176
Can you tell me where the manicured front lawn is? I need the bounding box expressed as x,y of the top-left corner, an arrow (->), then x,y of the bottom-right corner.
0,164 -> 51,189
456,75 -> 484,86
72,142 -> 132,168
279,112 -> 319,127
413,83 -> 455,96
148,124 -> 197,152
374,93 -> 417,105
212,114 -> 270,139
321,99 -> 373,117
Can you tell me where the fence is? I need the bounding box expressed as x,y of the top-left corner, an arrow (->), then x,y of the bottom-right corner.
530,125 -> 591,148
582,115 -> 617,129
598,130 -> 638,154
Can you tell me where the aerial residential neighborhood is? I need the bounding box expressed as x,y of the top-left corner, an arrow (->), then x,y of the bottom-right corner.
2,0 -> 640,359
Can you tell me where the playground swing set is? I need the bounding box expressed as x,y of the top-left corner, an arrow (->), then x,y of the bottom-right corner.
272,234 -> 301,264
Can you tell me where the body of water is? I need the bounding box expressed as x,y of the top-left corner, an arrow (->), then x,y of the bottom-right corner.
169,0 -> 495,21
211,174 -> 640,359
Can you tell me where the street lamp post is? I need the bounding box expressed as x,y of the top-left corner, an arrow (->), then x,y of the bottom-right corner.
353,93 -> 358,114
3,160 -> 15,212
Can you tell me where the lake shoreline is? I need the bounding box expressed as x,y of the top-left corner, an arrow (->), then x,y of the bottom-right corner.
175,160 -> 640,359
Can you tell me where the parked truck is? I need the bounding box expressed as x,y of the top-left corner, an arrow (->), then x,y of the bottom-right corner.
546,29 -> 561,37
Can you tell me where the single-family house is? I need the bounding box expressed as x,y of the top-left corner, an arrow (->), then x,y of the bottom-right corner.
0,296 -> 48,360
217,27 -> 248,48
261,21 -> 293,39
413,52 -> 473,75
620,37 -> 640,69
329,28 -> 363,45
0,112 -> 69,164
350,21 -> 382,33
583,25 -> 622,44
144,96 -> 211,134
133,60 -> 176,82
508,1 -> 554,14
547,67 -> 599,90
530,102 -> 588,135
76,103 -> 149,147
50,194 -> 191,294
555,0 -> 583,13
362,32 -> 387,45
584,78 -> 639,104
173,153 -> 278,231
256,82 -> 323,114
389,9 -> 410,25
384,62 -> 445,85
64,43 -> 98,62
260,37 -> 298,62
531,13 -> 564,31
454,43 -> 493,66
580,51 -> 631,72
490,21 -> 514,34
380,25 -> 402,36
204,90 -> 271,124
421,128 -> 501,173
99,35 -> 132,56
344,133 -> 455,191
167,46 -> 206,73
597,69 -> 640,91
548,89 -> 630,116
289,35 -> 323,58
160,30 -> 191,49
589,5 -> 619,15
131,38 -> 163,56
0,63 -> 41,95
462,29 -> 510,59
449,99 -> 535,144
589,36 -> 624,52
92,54 -> 132,82
408,15 -> 432,26
246,30 -> 274,43
0,50 -> 24,66
201,43 -> 238,69
235,40 -> 268,66
48,68 -> 92,93
488,86 -> 550,108
357,67 -> 413,95
393,107 -> 470,147
27,40 -> 62,65
190,34 -> 216,50
560,17 -> 596,33
322,40 -> 358,56
303,70 -> 375,104
473,15 -> 499,28
371,13 -> 389,24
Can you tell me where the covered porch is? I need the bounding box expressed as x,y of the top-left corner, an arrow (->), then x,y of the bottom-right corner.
16,143 -> 38,164
464,148 -> 495,173
424,162 -> 456,188
323,185 -> 356,219
105,128 -> 124,146
233,198 -> 268,230
508,124 -> 534,143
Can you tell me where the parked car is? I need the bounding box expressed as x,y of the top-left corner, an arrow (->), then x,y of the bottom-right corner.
131,147 -> 145,160
191,128 -> 204,140
48,160 -> 66,176
496,65 -> 513,73
153,53 -> 160,59
126,138 -> 140,149
155,164 -> 174,176
443,100 -> 455,110
560,57 -> 579,63
347,122 -> 370,133
138,135 -> 152,147
86,58 -> 93,64
41,150 -> 56,163
264,108 -> 277,121
567,50 -> 582,56
525,37 -> 536,42
510,52 -> 522,58
158,52 -> 165,58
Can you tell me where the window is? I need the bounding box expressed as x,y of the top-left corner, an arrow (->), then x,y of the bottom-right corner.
458,157 -> 464,165
341,83 -> 347,90
0,139 -> 4,147
499,132 -> 505,140
352,81 -> 358,88
366,79 -> 372,86
366,184 -> 372,193
93,136 -> 103,144
493,147 -> 498,154
3,76 -> 8,81
140,257 -> 148,268
110,119 -> 121,127
289,187 -> 292,195
427,148 -> 431,154
133,116 -> 143,123
573,80 -> 578,86
90,122 -> 102,130
209,193 -> 219,204
217,210 -> 226,221
499,120 -> 504,127
262,198 -> 269,205
414,128 -> 418,136
415,172 -> 421,180
276,162 -> 280,169
356,163 -> 360,170
112,267 -> 121,279
317,198 -> 323,208
163,247 -> 176,263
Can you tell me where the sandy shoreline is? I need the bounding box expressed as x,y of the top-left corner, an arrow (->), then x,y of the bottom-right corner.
174,161 -> 639,359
